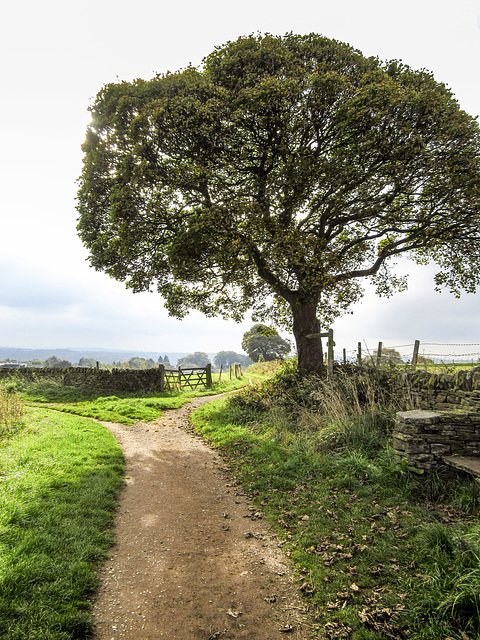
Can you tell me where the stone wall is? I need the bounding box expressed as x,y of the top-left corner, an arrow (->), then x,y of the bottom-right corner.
391,367 -> 480,412
0,367 -> 166,394
393,409 -> 480,472
358,366 -> 480,474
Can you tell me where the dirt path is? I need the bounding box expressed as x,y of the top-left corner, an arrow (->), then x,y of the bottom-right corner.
91,395 -> 312,640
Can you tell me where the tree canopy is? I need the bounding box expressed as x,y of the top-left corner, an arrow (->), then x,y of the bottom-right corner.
78,357 -> 98,368
128,356 -> 156,369
370,347 -> 403,365
77,33 -> 480,372
242,324 -> 291,362
214,351 -> 252,368
177,352 -> 211,368
44,356 -> 72,368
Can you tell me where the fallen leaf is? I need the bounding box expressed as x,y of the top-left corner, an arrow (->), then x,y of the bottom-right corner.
299,581 -> 315,595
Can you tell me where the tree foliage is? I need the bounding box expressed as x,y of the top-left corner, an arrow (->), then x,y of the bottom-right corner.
214,351 -> 252,368
44,356 -> 72,368
78,357 -> 97,368
177,352 -> 210,368
77,33 -> 480,372
127,357 -> 156,369
242,324 -> 290,362
370,347 -> 403,364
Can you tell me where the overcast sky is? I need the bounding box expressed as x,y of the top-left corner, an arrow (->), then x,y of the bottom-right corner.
1,0 -> 479,361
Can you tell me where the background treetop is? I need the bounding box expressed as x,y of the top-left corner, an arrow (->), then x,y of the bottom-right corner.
213,351 -> 252,368
177,352 -> 211,368
242,324 -> 291,363
77,33 -> 480,372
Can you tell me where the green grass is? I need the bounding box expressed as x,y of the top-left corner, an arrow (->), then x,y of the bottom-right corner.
244,360 -> 284,381
0,382 -> 25,437
0,407 -> 124,640
19,373 -> 249,424
191,378 -> 480,640
34,394 -> 188,424
417,361 -> 480,374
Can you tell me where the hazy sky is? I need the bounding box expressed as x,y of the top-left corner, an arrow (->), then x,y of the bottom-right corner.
1,0 -> 480,361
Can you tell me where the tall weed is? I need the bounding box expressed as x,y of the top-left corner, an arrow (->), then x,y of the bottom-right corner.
0,382 -> 24,435
408,525 -> 480,635
229,363 -> 401,455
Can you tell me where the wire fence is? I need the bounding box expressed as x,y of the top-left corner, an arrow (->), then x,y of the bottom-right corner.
338,341 -> 480,364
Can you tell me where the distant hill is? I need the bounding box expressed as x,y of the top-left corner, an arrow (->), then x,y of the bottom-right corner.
0,347 -> 214,367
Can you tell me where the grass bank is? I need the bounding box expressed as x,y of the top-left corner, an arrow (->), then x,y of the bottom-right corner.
192,364 -> 480,640
0,407 -> 124,640
17,371 -> 248,424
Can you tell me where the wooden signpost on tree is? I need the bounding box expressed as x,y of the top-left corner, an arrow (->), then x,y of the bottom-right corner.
77,34 -> 480,374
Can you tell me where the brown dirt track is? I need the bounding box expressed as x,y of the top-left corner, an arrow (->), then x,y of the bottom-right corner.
91,395 -> 313,639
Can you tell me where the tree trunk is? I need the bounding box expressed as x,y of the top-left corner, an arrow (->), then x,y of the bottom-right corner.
291,300 -> 325,375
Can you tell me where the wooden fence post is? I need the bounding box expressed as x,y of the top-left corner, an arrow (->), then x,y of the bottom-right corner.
343,348 -> 347,365
219,364 -> 223,381
357,342 -> 362,365
205,363 -> 212,388
412,340 -> 420,370
178,366 -> 182,389
159,364 -> 165,392
376,342 -> 383,368
327,328 -> 334,377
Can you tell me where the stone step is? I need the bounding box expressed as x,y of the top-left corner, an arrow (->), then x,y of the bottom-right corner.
442,455 -> 480,479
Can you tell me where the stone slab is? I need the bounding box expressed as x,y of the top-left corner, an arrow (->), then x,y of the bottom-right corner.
442,455 -> 480,478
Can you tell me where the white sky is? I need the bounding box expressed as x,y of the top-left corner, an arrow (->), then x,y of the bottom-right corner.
1,0 -> 479,361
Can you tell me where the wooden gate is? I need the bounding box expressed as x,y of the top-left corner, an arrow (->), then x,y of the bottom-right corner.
162,364 -> 212,390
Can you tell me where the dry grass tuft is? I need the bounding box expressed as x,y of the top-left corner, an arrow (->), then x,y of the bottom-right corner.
0,382 -> 25,435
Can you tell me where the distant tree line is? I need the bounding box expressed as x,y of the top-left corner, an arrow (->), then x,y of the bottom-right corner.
28,325 -> 290,370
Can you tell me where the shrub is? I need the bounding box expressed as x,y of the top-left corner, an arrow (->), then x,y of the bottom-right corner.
230,362 -> 403,434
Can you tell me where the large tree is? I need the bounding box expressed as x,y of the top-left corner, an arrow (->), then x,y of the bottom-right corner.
177,351 -> 211,368
242,324 -> 291,362
77,33 -> 480,372
214,351 -> 252,368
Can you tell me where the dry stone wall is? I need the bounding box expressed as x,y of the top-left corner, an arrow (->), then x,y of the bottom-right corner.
0,367 -> 166,394
393,409 -> 480,472
362,366 -> 480,473
391,367 -> 480,412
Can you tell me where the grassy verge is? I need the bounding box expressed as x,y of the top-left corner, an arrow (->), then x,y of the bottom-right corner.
17,373 -> 248,424
191,367 -> 480,640
0,407 -> 124,640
